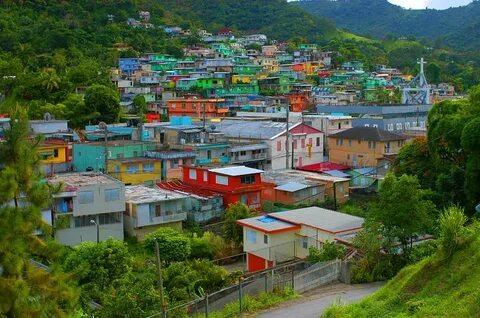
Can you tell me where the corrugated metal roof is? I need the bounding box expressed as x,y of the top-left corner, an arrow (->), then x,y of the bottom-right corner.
230,143 -> 268,152
212,120 -> 288,140
125,185 -> 187,204
209,165 -> 264,176
323,170 -> 351,178
274,182 -> 310,192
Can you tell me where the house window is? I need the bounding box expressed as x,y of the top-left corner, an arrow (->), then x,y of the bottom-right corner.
182,103 -> 186,109
337,183 -> 344,193
78,191 -> 94,204
347,154 -> 350,160
133,151 -> 138,157
203,171 -> 208,181
277,140 -> 282,151
170,159 -> 179,169
240,194 -> 248,204
105,188 -> 120,202
251,192 -> 261,204
155,204 -> 161,217
349,140 -> 352,147
127,164 -> 139,174
316,137 -> 320,147
246,229 -> 257,244
216,175 -> 229,185
240,151 -> 247,156
301,139 -> 305,148
74,215 -> 95,228
264,234 -> 268,244
143,163 -> 154,172
240,175 -> 256,184
302,237 -> 308,249
116,153 -> 124,159
99,212 -> 121,225
54,149 -> 59,158
189,169 -> 197,180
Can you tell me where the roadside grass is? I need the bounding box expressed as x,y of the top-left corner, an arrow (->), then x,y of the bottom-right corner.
322,227 -> 480,317
208,288 -> 299,318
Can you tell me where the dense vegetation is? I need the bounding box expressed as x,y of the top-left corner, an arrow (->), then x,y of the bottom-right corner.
323,207 -> 480,317
295,0 -> 480,50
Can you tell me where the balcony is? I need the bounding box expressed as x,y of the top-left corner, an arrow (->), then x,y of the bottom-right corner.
195,156 -> 230,165
151,212 -> 187,225
231,153 -> 267,163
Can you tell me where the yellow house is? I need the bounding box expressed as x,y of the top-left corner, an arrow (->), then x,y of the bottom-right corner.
108,158 -> 162,185
328,127 -> 406,168
38,142 -> 71,174
231,74 -> 255,84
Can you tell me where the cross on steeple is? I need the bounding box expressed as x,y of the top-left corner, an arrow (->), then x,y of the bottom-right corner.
418,57 -> 427,74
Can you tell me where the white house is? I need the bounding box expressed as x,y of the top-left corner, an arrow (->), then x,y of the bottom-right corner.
237,207 -> 364,272
48,173 -> 125,246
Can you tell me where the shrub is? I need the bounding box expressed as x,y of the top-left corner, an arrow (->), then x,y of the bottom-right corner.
189,232 -> 227,260
438,206 -> 467,259
144,227 -> 191,263
306,241 -> 345,263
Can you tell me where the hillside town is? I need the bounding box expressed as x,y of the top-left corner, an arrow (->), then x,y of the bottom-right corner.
1,2 -> 479,317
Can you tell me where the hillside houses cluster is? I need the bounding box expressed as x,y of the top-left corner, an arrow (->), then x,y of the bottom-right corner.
0,25 -> 446,272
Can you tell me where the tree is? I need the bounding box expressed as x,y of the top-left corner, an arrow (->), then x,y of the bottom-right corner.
223,203 -> 254,246
133,94 -> 147,117
40,68 -> 61,92
370,174 -> 435,261
84,84 -> 120,124
62,239 -> 131,303
0,106 -> 78,316
461,117 -> 480,212
144,228 -> 191,264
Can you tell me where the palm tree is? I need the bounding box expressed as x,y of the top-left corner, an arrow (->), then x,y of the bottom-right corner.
41,68 -> 61,92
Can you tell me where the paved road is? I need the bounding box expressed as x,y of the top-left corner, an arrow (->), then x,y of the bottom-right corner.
255,282 -> 384,318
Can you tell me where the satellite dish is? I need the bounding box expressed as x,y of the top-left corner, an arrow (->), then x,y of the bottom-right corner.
44,112 -> 52,121
209,124 -> 216,131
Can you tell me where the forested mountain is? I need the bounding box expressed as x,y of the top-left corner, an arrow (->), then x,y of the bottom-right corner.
294,0 -> 480,50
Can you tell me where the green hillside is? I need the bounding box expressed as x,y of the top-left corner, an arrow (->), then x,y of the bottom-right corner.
323,225 -> 480,317
294,0 -> 480,50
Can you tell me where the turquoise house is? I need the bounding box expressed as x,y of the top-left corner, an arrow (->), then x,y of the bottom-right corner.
73,141 -> 157,172
347,167 -> 380,190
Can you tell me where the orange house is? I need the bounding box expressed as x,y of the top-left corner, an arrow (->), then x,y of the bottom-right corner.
167,98 -> 228,118
288,93 -> 312,112
328,127 -> 406,168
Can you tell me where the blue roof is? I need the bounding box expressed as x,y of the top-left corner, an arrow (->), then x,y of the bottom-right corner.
351,167 -> 376,176
323,170 -> 351,178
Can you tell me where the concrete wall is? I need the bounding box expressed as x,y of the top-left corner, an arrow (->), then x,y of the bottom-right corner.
72,183 -> 125,216
56,219 -> 124,246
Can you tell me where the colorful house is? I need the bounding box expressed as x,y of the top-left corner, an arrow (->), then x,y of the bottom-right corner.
197,78 -> 225,90
183,165 -> 264,210
124,185 -> 188,239
157,180 -> 224,223
38,141 -> 71,175
237,207 -> 364,272
167,98 -> 228,118
108,157 -> 162,185
73,141 -> 157,172
328,127 -> 406,168
262,181 -> 325,206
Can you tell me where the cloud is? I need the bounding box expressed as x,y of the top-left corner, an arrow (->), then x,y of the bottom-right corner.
388,0 -> 471,9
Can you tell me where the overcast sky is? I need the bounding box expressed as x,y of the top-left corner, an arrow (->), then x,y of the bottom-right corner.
388,0 -> 472,9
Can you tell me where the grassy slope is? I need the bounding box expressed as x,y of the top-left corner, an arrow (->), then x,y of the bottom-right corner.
323,234 -> 480,317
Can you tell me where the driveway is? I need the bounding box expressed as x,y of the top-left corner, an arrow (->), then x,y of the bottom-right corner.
255,282 -> 384,318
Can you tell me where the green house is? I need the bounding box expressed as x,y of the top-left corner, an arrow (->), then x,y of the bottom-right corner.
197,78 -> 225,89
233,65 -> 263,75
298,44 -> 318,51
150,62 -> 177,72
364,77 -> 388,90
258,77 -> 291,95
73,141 -> 157,172
176,78 -> 198,90
208,84 -> 259,97
142,93 -> 156,103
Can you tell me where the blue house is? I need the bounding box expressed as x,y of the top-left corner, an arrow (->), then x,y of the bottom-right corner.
119,58 -> 140,75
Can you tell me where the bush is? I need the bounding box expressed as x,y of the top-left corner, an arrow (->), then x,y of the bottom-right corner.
144,228 -> 191,263
438,206 -> 467,259
306,241 -> 345,263
410,240 -> 438,263
189,232 -> 228,260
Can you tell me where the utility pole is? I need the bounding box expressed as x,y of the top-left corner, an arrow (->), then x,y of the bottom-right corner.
333,182 -> 338,211
202,103 -> 206,131
99,122 -> 108,174
285,103 -> 290,169
154,240 -> 165,313
291,140 -> 295,169
90,219 -> 99,243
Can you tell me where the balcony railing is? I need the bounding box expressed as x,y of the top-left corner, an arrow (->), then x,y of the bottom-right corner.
231,153 -> 267,163
150,212 -> 187,225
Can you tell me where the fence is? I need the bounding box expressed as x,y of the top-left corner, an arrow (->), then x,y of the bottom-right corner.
149,259 -> 345,318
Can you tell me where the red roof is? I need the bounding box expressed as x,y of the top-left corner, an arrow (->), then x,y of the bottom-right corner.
156,180 -> 222,199
298,162 -> 350,173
